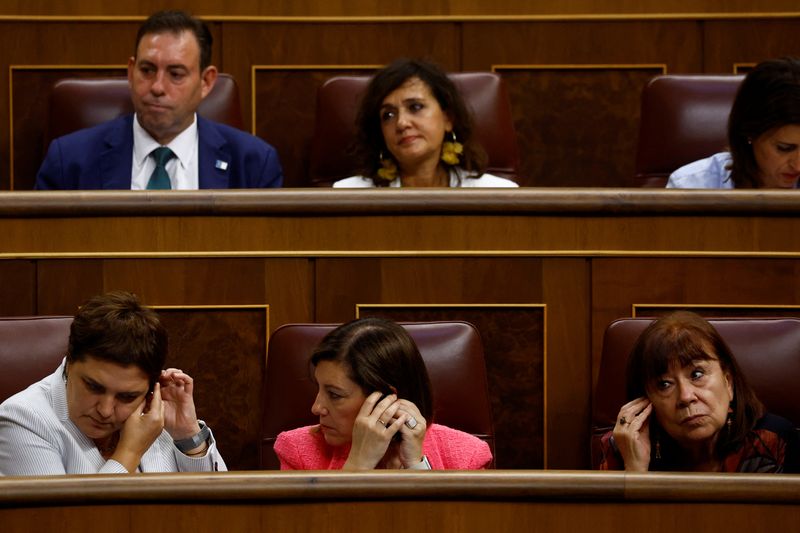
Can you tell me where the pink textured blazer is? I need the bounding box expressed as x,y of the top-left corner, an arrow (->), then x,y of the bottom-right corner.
274,423 -> 492,470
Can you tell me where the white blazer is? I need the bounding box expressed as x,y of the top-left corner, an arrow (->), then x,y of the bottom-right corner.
334,168 -> 519,188
0,360 -> 226,475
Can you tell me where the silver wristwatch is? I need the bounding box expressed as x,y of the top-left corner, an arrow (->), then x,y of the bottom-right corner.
174,421 -> 210,453
407,455 -> 432,470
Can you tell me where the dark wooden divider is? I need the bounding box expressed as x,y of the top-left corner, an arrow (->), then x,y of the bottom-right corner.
1,471 -> 799,532
1,188 -> 800,469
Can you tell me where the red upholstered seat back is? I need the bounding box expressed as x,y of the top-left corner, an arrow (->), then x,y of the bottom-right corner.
634,75 -> 744,187
45,74 -> 243,150
261,321 -> 495,469
309,72 -> 520,186
0,316 -> 73,403
591,316 -> 800,468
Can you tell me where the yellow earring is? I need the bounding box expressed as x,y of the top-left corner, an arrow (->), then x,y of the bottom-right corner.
377,151 -> 398,182
441,131 -> 463,165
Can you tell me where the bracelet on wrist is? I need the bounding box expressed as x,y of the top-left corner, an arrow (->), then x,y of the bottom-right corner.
185,442 -> 209,457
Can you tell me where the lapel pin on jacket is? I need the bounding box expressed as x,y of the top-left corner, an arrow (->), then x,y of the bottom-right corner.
215,160 -> 229,171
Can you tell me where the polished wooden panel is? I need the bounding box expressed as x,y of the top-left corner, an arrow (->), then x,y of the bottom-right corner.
463,21 -> 702,187
634,305 -> 800,319
36,260 -> 104,314
34,258 -> 313,326
4,190 -> 800,254
541,258 -> 591,469
499,67 -> 660,187
1,1 -> 799,16
262,258 -> 315,329
315,258 -> 545,307
157,307 -> 266,470
0,260 -> 35,315
5,500 -> 800,533
101,258 -> 270,304
462,21 -> 702,78
1,472 -> 800,533
704,20 -> 800,73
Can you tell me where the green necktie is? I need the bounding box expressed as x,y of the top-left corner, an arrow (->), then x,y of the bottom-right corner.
146,147 -> 175,190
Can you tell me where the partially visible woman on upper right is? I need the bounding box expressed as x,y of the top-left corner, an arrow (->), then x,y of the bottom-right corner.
668,56 -> 800,189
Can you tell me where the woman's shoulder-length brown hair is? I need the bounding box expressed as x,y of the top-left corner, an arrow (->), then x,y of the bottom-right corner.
310,317 -> 434,421
354,58 -> 487,186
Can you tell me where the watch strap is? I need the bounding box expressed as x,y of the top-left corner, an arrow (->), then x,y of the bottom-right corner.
174,421 -> 210,453
407,455 -> 432,470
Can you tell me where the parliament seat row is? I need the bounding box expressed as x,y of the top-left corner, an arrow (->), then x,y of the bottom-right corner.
0,317 -> 494,469
43,72 -> 744,188
2,313 -> 798,471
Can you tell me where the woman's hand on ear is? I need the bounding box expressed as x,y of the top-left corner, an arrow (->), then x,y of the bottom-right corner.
344,392 -> 404,470
612,397 -> 653,472
113,383 -> 165,472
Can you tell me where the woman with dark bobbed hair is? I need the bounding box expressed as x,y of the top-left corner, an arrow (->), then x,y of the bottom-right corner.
599,311 -> 798,472
668,56 -> 800,188
274,317 -> 492,469
0,291 -> 225,475
334,58 -> 518,188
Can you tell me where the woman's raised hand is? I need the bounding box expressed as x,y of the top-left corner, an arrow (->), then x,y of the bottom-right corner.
112,382 -> 165,472
612,396 -> 653,472
343,392 -> 405,470
389,398 -> 427,468
158,368 -> 201,440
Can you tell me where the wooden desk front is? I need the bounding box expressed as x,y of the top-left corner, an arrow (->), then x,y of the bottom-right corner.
1,189 -> 798,470
1,471 -> 798,533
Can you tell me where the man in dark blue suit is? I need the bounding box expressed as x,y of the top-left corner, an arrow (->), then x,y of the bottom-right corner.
36,11 -> 283,190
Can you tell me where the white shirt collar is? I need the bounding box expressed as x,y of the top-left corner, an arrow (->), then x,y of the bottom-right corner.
131,114 -> 200,190
132,113 -> 198,170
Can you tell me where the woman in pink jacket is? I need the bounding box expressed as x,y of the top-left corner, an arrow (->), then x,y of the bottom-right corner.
274,317 -> 491,470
